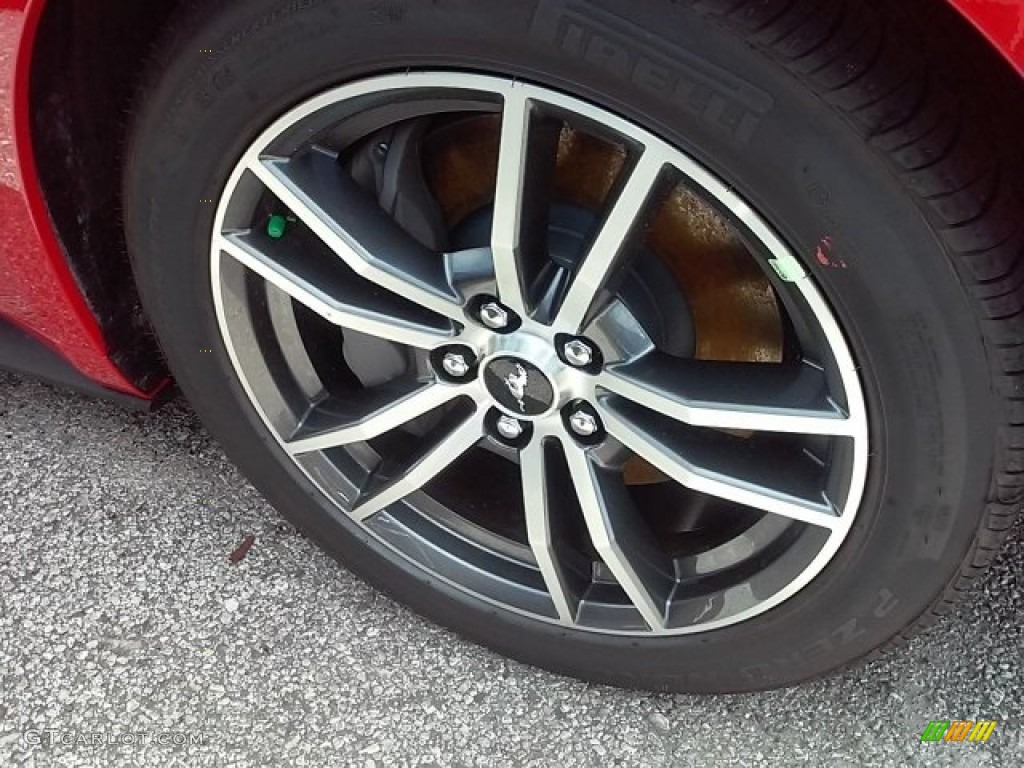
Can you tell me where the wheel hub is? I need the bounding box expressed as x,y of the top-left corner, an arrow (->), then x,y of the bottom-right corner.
481,355 -> 556,418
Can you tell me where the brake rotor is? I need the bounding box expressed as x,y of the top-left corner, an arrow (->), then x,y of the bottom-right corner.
422,115 -> 784,484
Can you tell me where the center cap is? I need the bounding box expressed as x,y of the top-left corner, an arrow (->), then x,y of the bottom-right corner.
482,357 -> 556,417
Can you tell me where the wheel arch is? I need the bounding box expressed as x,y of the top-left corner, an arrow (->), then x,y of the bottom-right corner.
26,0 -> 186,387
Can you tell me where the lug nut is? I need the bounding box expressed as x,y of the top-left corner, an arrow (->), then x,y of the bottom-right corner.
569,409 -> 601,437
441,351 -> 472,379
479,302 -> 510,330
496,415 -> 525,440
563,339 -> 595,368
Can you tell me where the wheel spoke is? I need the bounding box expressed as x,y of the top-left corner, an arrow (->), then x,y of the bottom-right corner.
555,149 -> 667,332
491,89 -> 561,317
598,354 -> 855,437
350,407 -> 486,521
521,438 -> 579,624
599,400 -> 841,530
285,382 -> 465,455
246,147 -> 465,321
491,89 -> 532,316
562,442 -> 676,630
218,233 -> 455,350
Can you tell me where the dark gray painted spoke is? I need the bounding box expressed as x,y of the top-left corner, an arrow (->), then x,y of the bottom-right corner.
218,233 -> 455,350
521,438 -> 579,624
562,442 -> 676,630
350,408 -> 486,521
555,150 -> 667,332
285,381 -> 464,455
598,354 -> 853,436
246,147 -> 465,321
599,399 -> 840,529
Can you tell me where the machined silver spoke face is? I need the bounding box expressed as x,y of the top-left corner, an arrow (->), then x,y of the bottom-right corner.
490,89 -> 534,317
350,407 -> 487,521
554,150 -> 668,334
245,148 -> 466,322
211,72 -> 869,637
597,353 -> 854,437
217,233 -> 456,350
285,380 -> 467,456
562,442 -> 676,630
521,439 -> 581,624
598,399 -> 841,531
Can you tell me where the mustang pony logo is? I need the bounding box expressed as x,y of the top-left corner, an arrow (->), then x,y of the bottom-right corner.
504,364 -> 529,412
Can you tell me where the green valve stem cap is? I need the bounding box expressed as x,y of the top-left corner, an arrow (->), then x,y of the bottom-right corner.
267,214 -> 288,239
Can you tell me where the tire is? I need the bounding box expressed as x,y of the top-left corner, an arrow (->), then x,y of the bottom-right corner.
123,0 -> 1022,692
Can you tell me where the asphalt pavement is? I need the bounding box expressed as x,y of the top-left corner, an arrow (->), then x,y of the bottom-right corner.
0,370 -> 1021,767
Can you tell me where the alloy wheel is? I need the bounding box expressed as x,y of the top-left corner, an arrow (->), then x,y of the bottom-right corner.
210,72 -> 869,635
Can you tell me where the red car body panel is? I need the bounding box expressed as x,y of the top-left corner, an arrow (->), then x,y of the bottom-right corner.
0,0 -> 1022,402
950,0 -> 1024,73
0,0 -> 145,396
